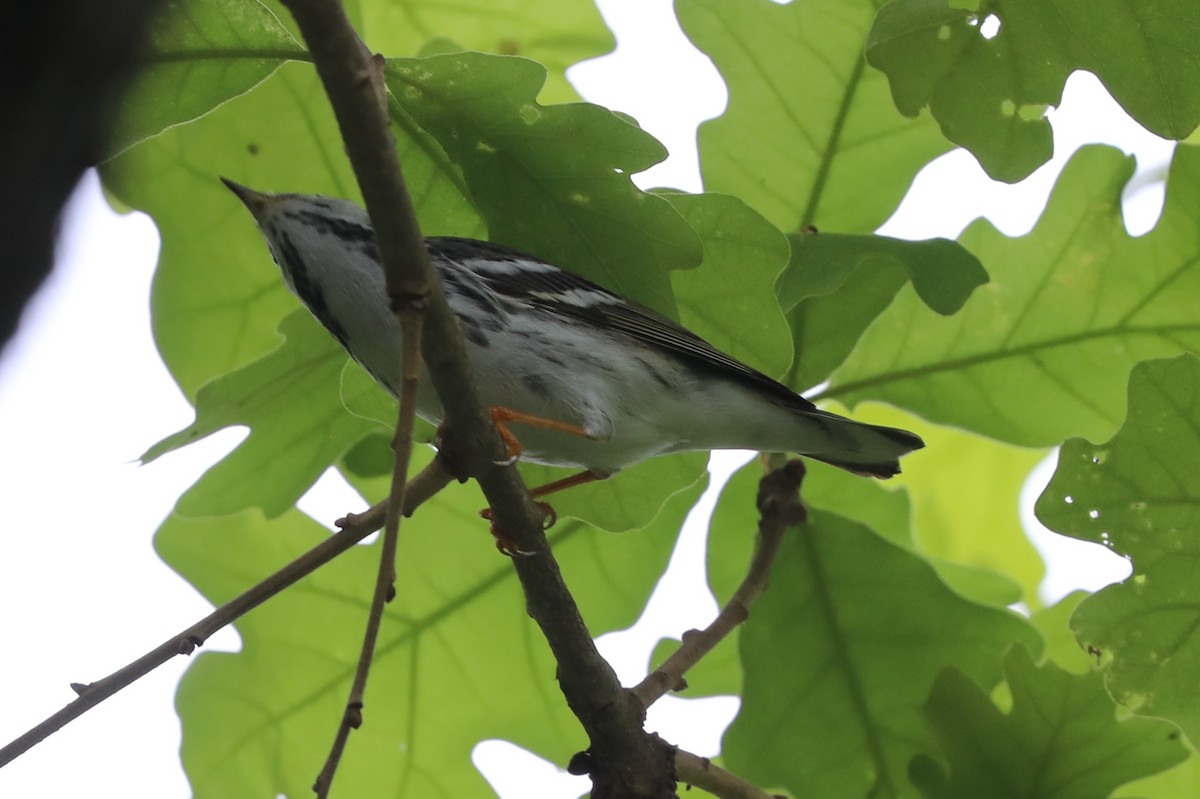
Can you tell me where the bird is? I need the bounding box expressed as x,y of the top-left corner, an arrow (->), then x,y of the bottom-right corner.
221,178 -> 923,496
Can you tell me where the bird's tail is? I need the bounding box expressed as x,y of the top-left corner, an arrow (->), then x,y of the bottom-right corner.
793,408 -> 924,478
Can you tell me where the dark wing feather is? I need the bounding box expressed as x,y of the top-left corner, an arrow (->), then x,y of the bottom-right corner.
428,237 -> 815,412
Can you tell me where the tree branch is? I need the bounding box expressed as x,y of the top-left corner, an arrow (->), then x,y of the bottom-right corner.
313,314 -> 425,797
0,459 -> 453,768
633,461 -> 806,708
675,750 -> 785,799
277,2 -> 674,795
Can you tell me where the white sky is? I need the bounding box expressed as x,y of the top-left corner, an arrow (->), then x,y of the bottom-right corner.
0,1 -> 1175,796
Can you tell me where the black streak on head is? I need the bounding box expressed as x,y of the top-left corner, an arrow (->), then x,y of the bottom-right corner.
277,233 -> 352,351
288,209 -> 378,258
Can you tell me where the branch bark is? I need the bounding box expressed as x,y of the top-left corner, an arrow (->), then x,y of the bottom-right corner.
277,1 -> 673,795
633,460 -> 806,708
675,750 -> 785,799
0,460 -> 453,768
313,313 -> 425,797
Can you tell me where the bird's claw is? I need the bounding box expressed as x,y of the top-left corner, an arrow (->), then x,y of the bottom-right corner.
479,501 -> 556,556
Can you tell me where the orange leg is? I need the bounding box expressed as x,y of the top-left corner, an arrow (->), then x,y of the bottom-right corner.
435,406 -> 599,555
488,406 -> 591,464
480,470 -> 605,556
527,470 -> 602,499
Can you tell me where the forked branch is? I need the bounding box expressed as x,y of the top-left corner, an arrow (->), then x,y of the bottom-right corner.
676,750 -> 787,799
313,313 -> 426,797
0,461 -> 453,768
633,460 -> 807,709
277,1 -> 672,796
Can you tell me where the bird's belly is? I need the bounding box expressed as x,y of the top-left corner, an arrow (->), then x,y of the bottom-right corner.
412,334 -> 699,473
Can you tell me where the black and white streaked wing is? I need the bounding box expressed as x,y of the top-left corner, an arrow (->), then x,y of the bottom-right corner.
427,236 -> 815,412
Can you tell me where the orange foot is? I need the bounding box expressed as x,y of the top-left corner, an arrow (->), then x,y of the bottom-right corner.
478,471 -> 604,555
480,501 -> 557,556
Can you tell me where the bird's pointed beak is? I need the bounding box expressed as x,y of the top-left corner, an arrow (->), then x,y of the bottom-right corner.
220,177 -> 273,220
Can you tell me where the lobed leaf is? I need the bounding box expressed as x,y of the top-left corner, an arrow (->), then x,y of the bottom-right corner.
143,310 -> 383,517
678,0 -> 952,234
156,458 -> 701,799
912,647 -> 1187,799
664,191 -> 793,379
1036,353 -> 1200,743
779,231 -> 986,389
1029,591 -> 1093,675
384,52 -> 704,317
106,0 -> 305,159
108,0 -> 612,160
826,145 -> 1200,447
107,44 -> 702,520
720,507 -> 1040,798
356,0 -> 613,103
854,404 -> 1047,604
867,0 -> 1200,182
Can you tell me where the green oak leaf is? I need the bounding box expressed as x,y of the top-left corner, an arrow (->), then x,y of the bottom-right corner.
107,49 -> 710,527
107,0 -> 305,158
867,0 -> 1200,182
109,0 -> 610,160
911,647 -> 1187,799
516,190 -> 791,532
824,145 -> 1200,447
779,231 -> 986,390
678,0 -> 952,233
104,7 -> 616,397
711,451 -> 1027,611
357,0 -> 613,103
647,635 -> 742,700
143,310 -> 382,517
156,454 -> 701,799
339,430 -> 396,480
1114,753 -> 1200,799
102,59 -> 476,397
664,191 -> 793,379
852,403 -> 1046,605
339,361 -> 398,428
1036,353 -> 1200,743
721,508 -> 1040,799
1030,591 -> 1093,675
385,52 -> 703,317
517,454 -> 708,534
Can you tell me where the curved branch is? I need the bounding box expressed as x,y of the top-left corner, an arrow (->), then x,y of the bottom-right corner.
675,750 -> 786,799
276,1 -> 672,795
0,460 -> 453,768
314,314 -> 425,797
633,460 -> 806,708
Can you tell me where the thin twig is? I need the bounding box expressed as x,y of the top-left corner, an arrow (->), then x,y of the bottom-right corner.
277,2 -> 674,796
632,461 -> 807,709
675,750 -> 785,799
0,460 -> 453,768
313,313 -> 424,796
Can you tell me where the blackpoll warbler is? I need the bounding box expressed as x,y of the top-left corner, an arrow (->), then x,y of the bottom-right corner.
222,179 -> 923,484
